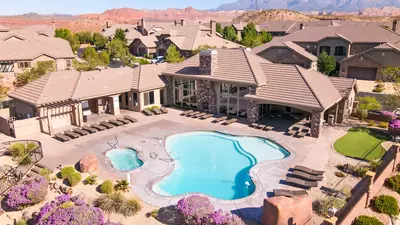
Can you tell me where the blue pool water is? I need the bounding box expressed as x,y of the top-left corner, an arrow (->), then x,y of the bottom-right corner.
153,131 -> 290,200
106,148 -> 143,171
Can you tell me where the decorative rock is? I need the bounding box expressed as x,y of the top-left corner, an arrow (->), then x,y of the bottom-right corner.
79,153 -> 98,173
22,211 -> 30,221
60,184 -> 68,194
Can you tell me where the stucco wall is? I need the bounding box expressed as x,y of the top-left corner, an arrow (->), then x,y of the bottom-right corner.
368,50 -> 400,66
258,47 -> 291,61
139,89 -> 161,111
277,52 -> 314,69
349,43 -> 380,55
317,38 -> 349,61
295,42 -> 318,55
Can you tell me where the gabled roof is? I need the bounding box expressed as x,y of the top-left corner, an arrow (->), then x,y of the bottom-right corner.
135,35 -> 158,48
164,48 -> 269,85
252,41 -> 317,62
339,42 -> 400,65
329,77 -> 358,97
9,65 -> 167,106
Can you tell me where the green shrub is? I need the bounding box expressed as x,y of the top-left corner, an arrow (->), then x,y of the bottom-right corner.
150,209 -> 158,218
39,168 -> 52,180
373,195 -> 399,216
387,174 -> 400,194
367,120 -> 376,127
341,187 -> 351,199
335,172 -> 345,177
353,166 -> 369,178
18,155 -> 32,165
25,142 -> 38,151
100,180 -> 114,194
8,143 -> 26,158
378,122 -> 389,128
373,87 -> 384,93
119,197 -> 141,216
115,180 -> 130,192
15,219 -> 27,225
60,201 -> 75,209
84,175 -> 98,185
60,166 -> 76,179
67,172 -> 82,187
354,215 -> 384,225
369,160 -> 382,172
313,197 -> 346,217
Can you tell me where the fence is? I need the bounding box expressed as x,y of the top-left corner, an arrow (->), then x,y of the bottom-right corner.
334,144 -> 400,225
0,140 -> 43,195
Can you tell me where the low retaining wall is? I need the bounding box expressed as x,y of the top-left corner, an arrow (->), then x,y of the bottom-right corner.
335,144 -> 400,225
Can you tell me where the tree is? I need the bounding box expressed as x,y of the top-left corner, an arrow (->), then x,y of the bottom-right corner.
356,96 -> 382,120
114,28 -> 126,42
15,61 -> 56,87
216,23 -> 223,35
165,44 -> 184,63
82,47 -> 102,67
99,51 -> 110,66
381,66 -> 400,109
55,28 -> 72,40
241,23 -> 262,48
68,34 -> 80,53
192,45 -> 217,55
93,32 -> 108,49
317,51 -> 336,75
259,31 -> 272,44
107,39 -> 129,59
222,26 -> 238,43
0,76 -> 9,101
75,31 -> 93,44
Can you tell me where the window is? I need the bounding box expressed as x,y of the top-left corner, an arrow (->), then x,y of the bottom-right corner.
149,91 -> 154,104
66,60 -> 71,67
174,78 -> 197,109
18,61 -> 31,69
132,92 -> 138,106
143,91 -> 155,106
219,83 -> 249,118
334,46 -> 347,56
0,62 -> 14,72
319,46 -> 331,55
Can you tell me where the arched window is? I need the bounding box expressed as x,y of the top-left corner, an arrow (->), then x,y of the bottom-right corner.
335,46 -> 347,56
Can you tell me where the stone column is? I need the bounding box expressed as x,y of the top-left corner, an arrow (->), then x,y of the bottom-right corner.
109,95 -> 120,116
199,50 -> 217,75
311,110 -> 324,138
46,107 -> 53,135
165,76 -> 174,106
77,103 -> 83,127
197,80 -> 217,113
247,100 -> 259,123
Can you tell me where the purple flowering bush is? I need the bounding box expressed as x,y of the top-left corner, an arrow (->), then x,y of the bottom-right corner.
380,111 -> 398,121
389,119 -> 400,136
6,176 -> 48,210
177,195 -> 245,225
36,194 -> 121,225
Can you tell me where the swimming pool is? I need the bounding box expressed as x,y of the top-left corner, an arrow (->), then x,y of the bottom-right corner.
106,148 -> 143,171
152,131 -> 290,200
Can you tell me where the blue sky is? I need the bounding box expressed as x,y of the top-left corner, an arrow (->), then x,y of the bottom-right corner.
0,0 -> 235,15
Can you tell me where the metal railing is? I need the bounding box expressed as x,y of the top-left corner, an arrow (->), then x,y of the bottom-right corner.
0,140 -> 43,195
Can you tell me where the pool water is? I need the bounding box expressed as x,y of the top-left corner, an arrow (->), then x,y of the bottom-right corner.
106,148 -> 143,171
153,131 -> 290,200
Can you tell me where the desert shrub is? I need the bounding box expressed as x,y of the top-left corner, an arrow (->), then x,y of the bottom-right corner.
60,166 -> 75,179
387,174 -> 400,194
369,160 -> 382,172
93,192 -> 141,216
373,87 -> 384,93
84,175 -> 98,185
26,142 -> 38,151
115,180 -> 130,192
6,176 -> 48,210
8,143 -> 26,158
353,166 -> 369,178
335,172 -> 345,177
373,195 -> 399,216
150,209 -> 158,218
18,155 -> 32,165
36,194 -> 107,225
15,219 -> 27,225
378,122 -> 389,128
39,168 -> 52,180
367,120 -> 376,127
100,180 -> 114,194
337,164 -> 354,174
67,172 -> 82,186
341,187 -> 352,199
312,197 -> 346,217
354,215 -> 384,225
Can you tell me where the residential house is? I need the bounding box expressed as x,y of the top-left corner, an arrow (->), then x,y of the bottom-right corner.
129,35 -> 158,56
101,23 -> 143,45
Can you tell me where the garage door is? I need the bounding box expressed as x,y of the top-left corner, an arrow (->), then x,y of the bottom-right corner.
348,67 -> 377,80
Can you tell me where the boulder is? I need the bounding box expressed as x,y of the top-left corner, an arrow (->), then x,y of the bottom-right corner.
79,153 -> 98,173
262,195 -> 313,225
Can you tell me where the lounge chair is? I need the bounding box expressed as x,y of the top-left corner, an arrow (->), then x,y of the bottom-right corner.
100,121 -> 114,129
212,116 -> 228,123
287,130 -> 297,136
123,115 -> 138,123
152,108 -> 163,115
73,128 -> 89,136
109,119 -> 123,126
64,130 -> 80,139
82,126 -> 97,133
297,132 -> 307,138
284,177 -> 318,189
180,110 -> 194,116
265,126 -> 274,131
54,133 -> 70,142
257,124 -> 266,130
160,107 -> 168,114
143,108 -> 154,116
273,189 -> 308,197
249,123 -> 259,128
187,111 -> 200,117
200,114 -> 214,120
91,124 -> 106,131
117,118 -> 130,124
222,118 -> 238,126
193,112 -> 207,118
294,165 -> 324,176
291,170 -> 323,181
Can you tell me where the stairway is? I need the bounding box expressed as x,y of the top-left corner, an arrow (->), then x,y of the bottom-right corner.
26,163 -> 53,179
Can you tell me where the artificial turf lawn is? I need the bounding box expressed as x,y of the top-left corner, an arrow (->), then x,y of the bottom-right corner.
333,127 -> 391,161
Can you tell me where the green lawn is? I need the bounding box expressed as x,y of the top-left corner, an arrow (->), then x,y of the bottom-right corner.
333,127 -> 391,161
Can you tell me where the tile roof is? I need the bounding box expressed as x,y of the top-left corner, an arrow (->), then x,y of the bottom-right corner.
0,29 -> 75,61
253,41 -> 317,61
9,65 -> 166,105
137,35 -> 158,48
340,41 -> 400,65
329,77 -> 358,97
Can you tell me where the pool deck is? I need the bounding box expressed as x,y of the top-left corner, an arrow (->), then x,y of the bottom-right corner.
1,108 -> 352,222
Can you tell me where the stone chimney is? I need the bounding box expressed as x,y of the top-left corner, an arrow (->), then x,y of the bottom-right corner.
393,20 -> 397,32
210,20 -> 216,36
181,19 -> 186,26
300,23 -> 305,30
141,18 -> 146,35
199,50 -> 218,75
52,21 -> 56,30
174,20 -> 177,26
106,21 -> 110,28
